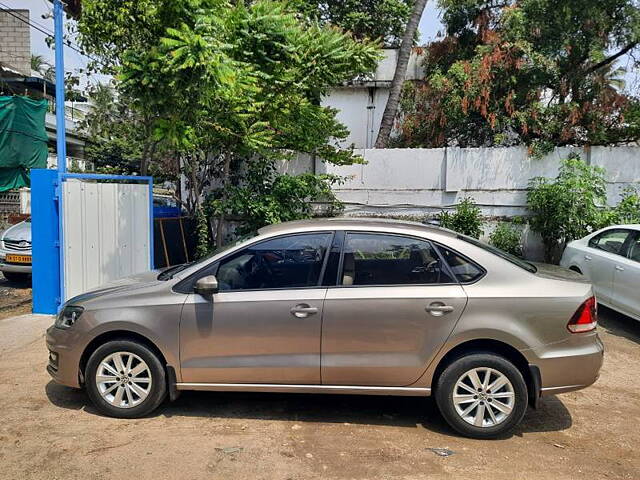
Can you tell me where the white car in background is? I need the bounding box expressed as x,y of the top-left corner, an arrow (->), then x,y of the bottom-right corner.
0,218 -> 32,283
560,225 -> 640,321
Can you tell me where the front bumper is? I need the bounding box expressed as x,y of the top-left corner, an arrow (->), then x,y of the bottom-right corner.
0,251 -> 32,273
46,325 -> 83,388
0,262 -> 32,273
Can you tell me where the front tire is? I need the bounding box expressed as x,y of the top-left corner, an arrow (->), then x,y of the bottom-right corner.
85,340 -> 167,418
435,353 -> 528,439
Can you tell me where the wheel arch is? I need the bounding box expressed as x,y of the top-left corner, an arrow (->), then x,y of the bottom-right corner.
431,338 -> 537,406
78,330 -> 168,385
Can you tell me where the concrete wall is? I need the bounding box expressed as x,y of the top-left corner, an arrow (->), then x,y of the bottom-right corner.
0,10 -> 31,76
315,146 -> 640,217
276,146 -> 639,260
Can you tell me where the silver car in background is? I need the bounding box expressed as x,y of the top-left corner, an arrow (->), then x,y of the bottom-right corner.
46,218 -> 603,438
0,218 -> 32,282
561,224 -> 640,321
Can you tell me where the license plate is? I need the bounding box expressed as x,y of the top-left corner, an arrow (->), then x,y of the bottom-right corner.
5,254 -> 31,264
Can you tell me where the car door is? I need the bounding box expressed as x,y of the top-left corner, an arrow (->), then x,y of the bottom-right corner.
611,231 -> 640,320
179,232 -> 333,384
584,228 -> 634,304
321,232 -> 470,387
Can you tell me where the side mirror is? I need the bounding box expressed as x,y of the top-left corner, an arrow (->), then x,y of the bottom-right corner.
194,275 -> 219,296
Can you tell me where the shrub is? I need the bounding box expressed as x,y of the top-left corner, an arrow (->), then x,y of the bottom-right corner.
489,223 -> 523,257
527,153 -> 607,263
610,186 -> 640,224
438,197 -> 483,239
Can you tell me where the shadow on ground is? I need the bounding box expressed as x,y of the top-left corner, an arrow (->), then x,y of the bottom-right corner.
598,305 -> 640,346
45,381 -> 572,438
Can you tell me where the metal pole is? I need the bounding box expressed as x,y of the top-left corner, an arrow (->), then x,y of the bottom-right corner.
53,0 -> 67,172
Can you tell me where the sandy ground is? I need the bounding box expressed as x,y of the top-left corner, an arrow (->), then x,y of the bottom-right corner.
0,307 -> 639,480
0,273 -> 32,320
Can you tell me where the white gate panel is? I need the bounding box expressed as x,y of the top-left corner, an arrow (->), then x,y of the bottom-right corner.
62,180 -> 151,301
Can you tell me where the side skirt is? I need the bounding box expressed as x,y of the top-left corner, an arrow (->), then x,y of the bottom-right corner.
175,383 -> 431,396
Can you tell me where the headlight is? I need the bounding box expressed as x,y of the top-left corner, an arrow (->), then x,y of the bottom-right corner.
55,306 -> 84,329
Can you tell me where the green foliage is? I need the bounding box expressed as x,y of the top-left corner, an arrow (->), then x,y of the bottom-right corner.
489,223 -> 522,256
438,197 -> 484,238
206,160 -> 344,235
527,154 -> 608,262
194,207 -> 211,259
394,0 -> 640,149
78,0 -> 381,248
294,0 -> 414,46
609,186 -> 640,224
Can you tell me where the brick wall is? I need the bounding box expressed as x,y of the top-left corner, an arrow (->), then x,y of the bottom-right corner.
0,9 -> 31,76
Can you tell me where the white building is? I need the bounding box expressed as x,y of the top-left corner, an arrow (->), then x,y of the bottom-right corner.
321,48 -> 426,149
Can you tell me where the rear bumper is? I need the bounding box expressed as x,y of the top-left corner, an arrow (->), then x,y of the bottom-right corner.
529,333 -> 604,396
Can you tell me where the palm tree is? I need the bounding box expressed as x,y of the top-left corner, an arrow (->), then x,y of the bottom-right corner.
375,0 -> 429,148
30,54 -> 51,76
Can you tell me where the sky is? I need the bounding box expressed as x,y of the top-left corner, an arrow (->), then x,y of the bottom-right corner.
2,0 -> 446,90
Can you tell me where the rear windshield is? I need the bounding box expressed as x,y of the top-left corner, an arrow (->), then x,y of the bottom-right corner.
456,234 -> 537,274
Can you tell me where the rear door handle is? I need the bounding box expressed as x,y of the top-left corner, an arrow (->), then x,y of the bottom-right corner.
584,255 -> 592,261
615,265 -> 624,271
426,303 -> 455,316
290,304 -> 318,318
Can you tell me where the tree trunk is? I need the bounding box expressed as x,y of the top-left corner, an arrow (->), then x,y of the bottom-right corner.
374,0 -> 429,148
140,142 -> 150,176
216,153 -> 232,247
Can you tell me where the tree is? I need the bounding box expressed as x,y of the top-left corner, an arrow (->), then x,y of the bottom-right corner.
294,0 -> 414,46
30,54 -> 55,81
77,0 -> 380,247
393,0 -> 640,152
527,154 -> 608,263
374,0 -> 429,148
80,82 -> 174,181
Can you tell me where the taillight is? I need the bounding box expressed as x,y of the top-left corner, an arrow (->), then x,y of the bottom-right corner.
567,296 -> 598,333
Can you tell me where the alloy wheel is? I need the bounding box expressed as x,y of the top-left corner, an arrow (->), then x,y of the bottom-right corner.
452,367 -> 515,428
95,351 -> 153,409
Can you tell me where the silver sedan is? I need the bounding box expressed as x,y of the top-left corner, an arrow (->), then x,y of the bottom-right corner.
561,224 -> 640,322
46,218 -> 603,438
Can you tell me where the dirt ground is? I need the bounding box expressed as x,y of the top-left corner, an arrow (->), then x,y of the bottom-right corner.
0,307 -> 638,480
0,273 -> 32,319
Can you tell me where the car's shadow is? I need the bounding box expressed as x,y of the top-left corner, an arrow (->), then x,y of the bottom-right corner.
598,305 -> 640,346
45,381 -> 572,439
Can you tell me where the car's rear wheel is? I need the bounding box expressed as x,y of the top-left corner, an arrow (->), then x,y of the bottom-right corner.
435,353 -> 528,439
85,340 -> 167,418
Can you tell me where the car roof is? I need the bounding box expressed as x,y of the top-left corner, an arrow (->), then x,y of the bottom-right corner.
257,217 -> 457,238
598,224 -> 640,232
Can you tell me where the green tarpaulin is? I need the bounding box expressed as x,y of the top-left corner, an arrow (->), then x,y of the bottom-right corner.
0,96 -> 49,191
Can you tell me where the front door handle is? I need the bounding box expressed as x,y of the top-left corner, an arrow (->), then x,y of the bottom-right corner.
290,304 -> 318,318
426,303 -> 455,316
584,255 -> 592,261
615,265 -> 625,271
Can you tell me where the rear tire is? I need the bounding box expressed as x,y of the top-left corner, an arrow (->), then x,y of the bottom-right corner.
85,340 -> 167,418
435,353 -> 528,439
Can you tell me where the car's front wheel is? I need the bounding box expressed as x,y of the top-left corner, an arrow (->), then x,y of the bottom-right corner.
435,353 -> 528,439
85,340 -> 167,418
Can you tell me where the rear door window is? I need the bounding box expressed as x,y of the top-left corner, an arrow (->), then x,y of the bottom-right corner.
588,229 -> 633,256
436,246 -> 485,283
341,233 -> 454,285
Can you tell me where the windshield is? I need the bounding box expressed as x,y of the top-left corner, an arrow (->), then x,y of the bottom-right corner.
456,233 -> 537,274
157,231 -> 258,280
